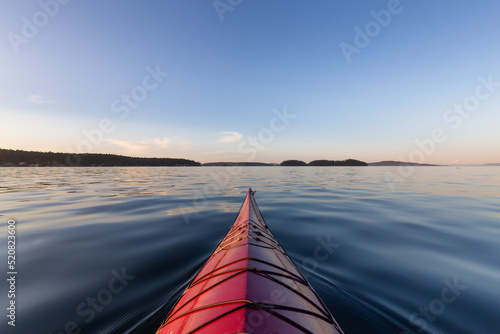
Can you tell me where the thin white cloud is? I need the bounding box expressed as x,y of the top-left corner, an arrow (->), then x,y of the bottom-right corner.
105,137 -> 189,155
105,138 -> 150,153
28,94 -> 56,105
201,150 -> 234,156
216,131 -> 242,143
153,137 -> 169,148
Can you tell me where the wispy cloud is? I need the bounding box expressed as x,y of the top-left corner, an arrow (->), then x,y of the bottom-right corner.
28,93 -> 56,105
201,149 -> 234,156
105,138 -> 150,153
152,137 -> 169,148
216,131 -> 242,143
105,137 -> 189,155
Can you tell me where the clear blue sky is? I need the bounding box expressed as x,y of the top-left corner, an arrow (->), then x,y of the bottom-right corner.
1,0 -> 499,164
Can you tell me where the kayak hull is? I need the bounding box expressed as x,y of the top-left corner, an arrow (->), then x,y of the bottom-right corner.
157,188 -> 344,334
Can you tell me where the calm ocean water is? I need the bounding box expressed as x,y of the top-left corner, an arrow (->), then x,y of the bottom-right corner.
0,166 -> 499,334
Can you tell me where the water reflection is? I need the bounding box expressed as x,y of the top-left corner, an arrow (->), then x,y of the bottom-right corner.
0,166 -> 499,333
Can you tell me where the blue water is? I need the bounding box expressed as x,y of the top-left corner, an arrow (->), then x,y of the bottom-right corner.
0,166 -> 499,334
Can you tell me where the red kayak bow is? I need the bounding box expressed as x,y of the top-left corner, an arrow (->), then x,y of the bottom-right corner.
156,188 -> 344,334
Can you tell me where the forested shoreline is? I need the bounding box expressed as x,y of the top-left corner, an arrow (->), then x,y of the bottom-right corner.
0,149 -> 200,167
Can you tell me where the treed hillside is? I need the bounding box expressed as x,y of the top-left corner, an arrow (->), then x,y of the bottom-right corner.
309,159 -> 367,166
202,162 -> 276,166
280,160 -> 308,166
0,149 -> 200,166
281,159 -> 368,166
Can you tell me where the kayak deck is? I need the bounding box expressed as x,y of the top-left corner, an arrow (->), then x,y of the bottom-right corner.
156,188 -> 344,334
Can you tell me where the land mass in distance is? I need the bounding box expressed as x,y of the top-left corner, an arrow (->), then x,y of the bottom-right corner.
0,148 -> 200,167
1,149 -> 498,167
367,160 -> 439,166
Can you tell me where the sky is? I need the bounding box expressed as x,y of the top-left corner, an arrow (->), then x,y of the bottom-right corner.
1,0 -> 499,165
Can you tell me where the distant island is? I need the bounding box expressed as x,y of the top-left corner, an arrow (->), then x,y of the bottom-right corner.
0,148 -> 200,167
484,163 -> 500,166
202,162 -> 278,166
281,159 -> 368,166
280,160 -> 308,166
368,160 -> 440,167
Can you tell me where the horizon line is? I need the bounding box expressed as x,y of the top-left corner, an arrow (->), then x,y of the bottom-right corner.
1,147 -> 499,166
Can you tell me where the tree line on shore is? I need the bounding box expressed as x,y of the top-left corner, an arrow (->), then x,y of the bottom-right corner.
280,159 -> 368,166
1,149 -> 368,167
0,149 -> 200,167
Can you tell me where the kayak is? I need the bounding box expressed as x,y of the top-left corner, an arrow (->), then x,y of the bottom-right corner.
156,188 -> 344,334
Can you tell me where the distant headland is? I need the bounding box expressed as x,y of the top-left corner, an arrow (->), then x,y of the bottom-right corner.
367,160 -> 439,166
0,148 -> 200,167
